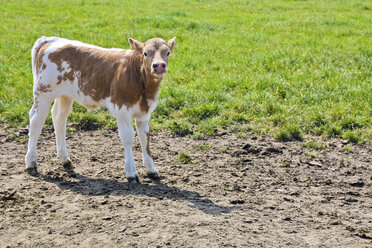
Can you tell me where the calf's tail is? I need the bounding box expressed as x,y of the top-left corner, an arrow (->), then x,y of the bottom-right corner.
31,36 -> 49,79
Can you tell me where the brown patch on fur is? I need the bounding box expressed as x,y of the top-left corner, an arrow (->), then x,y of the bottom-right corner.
112,52 -> 161,113
33,84 -> 51,111
35,44 -> 51,74
146,131 -> 151,156
111,52 -> 145,109
48,45 -> 121,101
32,98 -> 39,111
36,84 -> 51,93
57,75 -> 63,85
140,74 -> 161,112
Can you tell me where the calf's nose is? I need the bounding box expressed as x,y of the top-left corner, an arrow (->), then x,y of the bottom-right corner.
152,62 -> 166,70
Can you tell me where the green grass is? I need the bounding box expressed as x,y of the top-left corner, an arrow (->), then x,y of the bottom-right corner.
343,145 -> 354,153
302,140 -> 328,150
178,152 -> 191,164
197,144 -> 213,151
1,0 -> 371,143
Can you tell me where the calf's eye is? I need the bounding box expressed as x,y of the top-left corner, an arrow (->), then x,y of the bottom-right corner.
144,52 -> 147,57
167,52 -> 170,56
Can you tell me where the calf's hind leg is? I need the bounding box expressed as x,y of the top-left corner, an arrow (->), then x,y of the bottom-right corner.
25,98 -> 52,175
51,96 -> 73,166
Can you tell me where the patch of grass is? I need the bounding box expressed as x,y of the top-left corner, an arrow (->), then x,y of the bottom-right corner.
167,121 -> 193,137
343,145 -> 354,153
49,160 -> 58,166
281,161 -> 289,167
342,130 -> 363,144
305,151 -> 320,159
237,132 -> 249,139
197,144 -> 213,151
68,110 -> 105,131
339,157 -> 350,163
276,124 -> 303,142
6,134 -> 19,142
0,0 -> 371,143
327,125 -> 342,138
302,140 -> 328,150
190,132 -> 205,140
178,152 -> 191,164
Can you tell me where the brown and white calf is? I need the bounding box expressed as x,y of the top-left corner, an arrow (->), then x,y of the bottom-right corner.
25,36 -> 175,182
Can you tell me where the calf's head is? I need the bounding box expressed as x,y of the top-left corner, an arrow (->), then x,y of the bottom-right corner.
129,37 -> 176,79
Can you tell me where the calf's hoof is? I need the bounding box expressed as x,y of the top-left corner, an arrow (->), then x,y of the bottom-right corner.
25,167 -> 38,176
62,160 -> 72,169
127,175 -> 140,183
146,172 -> 159,179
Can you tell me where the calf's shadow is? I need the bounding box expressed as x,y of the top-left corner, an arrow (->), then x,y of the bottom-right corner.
39,166 -> 234,215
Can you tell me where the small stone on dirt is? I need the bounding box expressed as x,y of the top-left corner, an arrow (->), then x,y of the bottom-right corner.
17,128 -> 29,136
330,220 -> 341,225
264,146 -> 282,154
248,147 -> 261,154
324,179 -> 333,185
242,143 -> 251,150
230,199 -> 245,205
356,231 -> 372,240
307,161 -> 322,167
344,198 -> 358,203
349,180 -> 364,188
0,191 -> 17,201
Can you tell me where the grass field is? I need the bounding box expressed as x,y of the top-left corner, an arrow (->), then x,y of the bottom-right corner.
0,0 -> 371,143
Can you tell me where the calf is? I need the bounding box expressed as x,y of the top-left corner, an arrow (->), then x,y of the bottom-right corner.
25,36 -> 176,182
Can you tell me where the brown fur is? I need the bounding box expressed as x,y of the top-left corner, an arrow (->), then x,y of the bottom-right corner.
47,44 -> 162,112
35,44 -> 51,74
33,84 -> 51,111
146,131 -> 151,156
36,84 -> 51,93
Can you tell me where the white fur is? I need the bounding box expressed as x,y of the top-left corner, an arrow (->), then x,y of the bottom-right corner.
25,36 -> 158,179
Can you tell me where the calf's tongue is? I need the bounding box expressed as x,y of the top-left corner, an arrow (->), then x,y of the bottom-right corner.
156,66 -> 164,73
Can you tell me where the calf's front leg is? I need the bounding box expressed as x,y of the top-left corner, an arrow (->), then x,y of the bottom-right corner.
117,118 -> 139,183
135,119 -> 158,179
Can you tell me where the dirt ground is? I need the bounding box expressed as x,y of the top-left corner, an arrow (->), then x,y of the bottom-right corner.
0,126 -> 371,247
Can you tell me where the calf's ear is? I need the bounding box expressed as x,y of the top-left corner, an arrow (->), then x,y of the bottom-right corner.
167,37 -> 176,51
128,38 -> 144,52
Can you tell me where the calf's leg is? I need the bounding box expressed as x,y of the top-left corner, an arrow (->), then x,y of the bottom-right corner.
51,96 -> 73,166
117,117 -> 139,183
25,98 -> 52,175
135,119 -> 158,178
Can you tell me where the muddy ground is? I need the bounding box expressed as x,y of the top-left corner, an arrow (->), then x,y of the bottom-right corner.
0,126 -> 371,247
